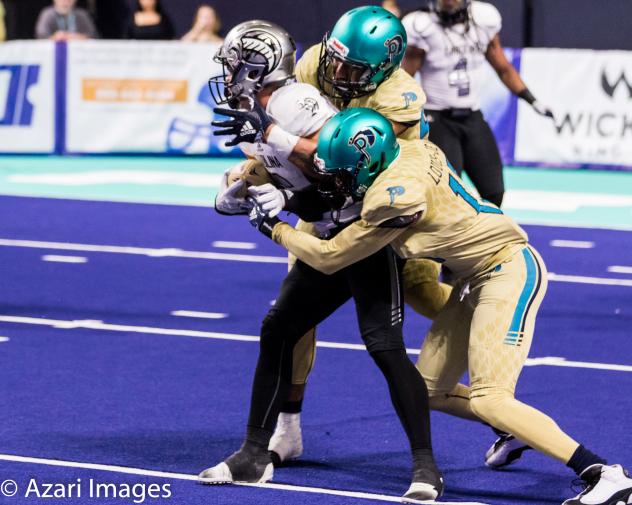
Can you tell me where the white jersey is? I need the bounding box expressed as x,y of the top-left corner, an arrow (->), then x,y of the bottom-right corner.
240,82 -> 337,191
402,1 -> 501,110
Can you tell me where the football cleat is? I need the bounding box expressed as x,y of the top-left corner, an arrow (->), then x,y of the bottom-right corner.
198,444 -> 274,484
402,462 -> 444,503
269,412 -> 303,464
563,464 -> 632,505
485,432 -> 532,469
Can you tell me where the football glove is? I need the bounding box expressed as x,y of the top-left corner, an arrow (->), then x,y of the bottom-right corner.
247,184 -> 293,218
531,100 -> 555,121
247,197 -> 280,239
212,101 -> 273,146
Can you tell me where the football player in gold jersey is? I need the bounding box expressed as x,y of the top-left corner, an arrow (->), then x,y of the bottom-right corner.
267,6 -> 451,463
248,107 -> 632,505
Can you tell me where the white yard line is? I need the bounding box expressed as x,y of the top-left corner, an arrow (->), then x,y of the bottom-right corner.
0,238 -> 285,264
212,240 -> 257,250
1,238 -> 632,288
171,310 -> 228,320
549,240 -> 594,249
41,255 -> 88,263
0,454 -> 490,505
0,315 -> 630,373
548,272 -> 632,287
608,266 -> 632,275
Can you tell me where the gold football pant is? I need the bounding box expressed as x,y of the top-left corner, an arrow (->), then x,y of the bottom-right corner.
418,246 -> 579,464
290,241 -> 450,385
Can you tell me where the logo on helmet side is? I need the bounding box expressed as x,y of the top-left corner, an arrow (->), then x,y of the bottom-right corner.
349,129 -> 376,165
241,30 -> 282,71
328,37 -> 350,57
384,35 -> 404,63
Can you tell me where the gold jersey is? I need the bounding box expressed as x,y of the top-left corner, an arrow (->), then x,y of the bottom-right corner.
295,44 -> 426,141
272,139 -> 528,280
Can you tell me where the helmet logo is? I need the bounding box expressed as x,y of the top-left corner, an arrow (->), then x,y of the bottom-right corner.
349,129 -> 376,165
328,36 -> 350,57
384,35 -> 404,63
241,29 -> 282,72
387,186 -> 405,206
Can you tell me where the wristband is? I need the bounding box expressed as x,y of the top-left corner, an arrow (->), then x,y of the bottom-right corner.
517,88 -> 537,105
266,125 -> 300,159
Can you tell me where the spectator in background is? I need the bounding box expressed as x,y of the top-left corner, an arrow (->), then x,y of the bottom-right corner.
0,1 -> 5,42
182,4 -> 222,42
126,0 -> 174,40
382,0 -> 401,18
35,0 -> 97,40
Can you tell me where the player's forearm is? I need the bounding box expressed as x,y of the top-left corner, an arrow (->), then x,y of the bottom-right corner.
497,65 -> 529,96
288,137 -> 318,175
271,221 -> 401,275
263,125 -> 318,177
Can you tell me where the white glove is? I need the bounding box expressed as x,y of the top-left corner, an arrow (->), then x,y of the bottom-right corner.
532,100 -> 555,120
215,168 -> 251,215
247,183 -> 292,218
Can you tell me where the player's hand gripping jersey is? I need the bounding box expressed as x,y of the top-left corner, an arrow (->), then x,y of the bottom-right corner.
272,137 -> 527,278
402,1 -> 501,110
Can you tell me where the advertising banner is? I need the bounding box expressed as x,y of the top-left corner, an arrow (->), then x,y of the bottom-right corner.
65,41 -> 239,155
515,48 -> 632,169
0,41 -> 55,153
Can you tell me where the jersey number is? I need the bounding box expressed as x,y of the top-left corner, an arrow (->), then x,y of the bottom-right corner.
448,174 -> 503,215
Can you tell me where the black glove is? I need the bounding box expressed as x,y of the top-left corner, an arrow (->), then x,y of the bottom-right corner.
247,197 -> 280,239
212,101 -> 273,146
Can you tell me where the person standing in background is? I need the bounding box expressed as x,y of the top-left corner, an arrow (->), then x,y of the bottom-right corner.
35,0 -> 97,40
181,4 -> 222,42
402,0 -> 554,207
126,0 -> 174,40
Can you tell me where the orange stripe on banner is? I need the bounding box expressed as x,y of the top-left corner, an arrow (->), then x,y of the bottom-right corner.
82,79 -> 188,103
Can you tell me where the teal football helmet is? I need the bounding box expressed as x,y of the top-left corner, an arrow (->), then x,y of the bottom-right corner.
318,6 -> 407,101
314,107 -> 400,207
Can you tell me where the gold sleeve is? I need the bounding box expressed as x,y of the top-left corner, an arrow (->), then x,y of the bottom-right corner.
272,219 -> 405,275
295,44 -> 321,88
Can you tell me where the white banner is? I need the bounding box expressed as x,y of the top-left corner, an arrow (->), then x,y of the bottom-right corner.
515,48 -> 632,167
0,41 -> 55,153
66,40 -> 236,155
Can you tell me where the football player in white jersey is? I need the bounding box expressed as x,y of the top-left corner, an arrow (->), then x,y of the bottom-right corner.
401,0 -> 554,208
199,20 -> 444,502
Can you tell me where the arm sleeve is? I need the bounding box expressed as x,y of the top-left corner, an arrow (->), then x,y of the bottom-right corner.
272,219 -> 406,275
295,44 -> 322,88
266,83 -> 337,137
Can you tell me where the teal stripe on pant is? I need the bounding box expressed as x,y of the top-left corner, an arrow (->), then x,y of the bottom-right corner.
505,248 -> 539,345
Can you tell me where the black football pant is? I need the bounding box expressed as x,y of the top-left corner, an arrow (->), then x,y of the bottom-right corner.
427,109 -> 505,207
245,247 -> 432,452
